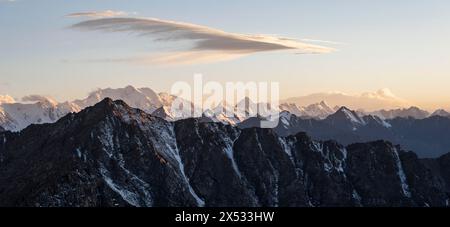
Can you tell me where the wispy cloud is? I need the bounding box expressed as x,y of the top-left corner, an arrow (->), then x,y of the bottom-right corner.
67,10 -> 129,18
300,38 -> 345,45
69,15 -> 335,65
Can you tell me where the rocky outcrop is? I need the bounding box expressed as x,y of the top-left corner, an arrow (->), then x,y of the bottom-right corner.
240,109 -> 450,158
0,98 -> 449,207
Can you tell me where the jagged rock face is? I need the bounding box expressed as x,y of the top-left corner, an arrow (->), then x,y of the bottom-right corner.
240,111 -> 450,158
0,99 -> 198,207
174,120 -> 260,207
0,99 -> 449,207
388,116 -> 450,157
437,153 -> 450,192
346,142 -> 445,206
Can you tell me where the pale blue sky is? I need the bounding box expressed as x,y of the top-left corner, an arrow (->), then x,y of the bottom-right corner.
1,0 -> 450,109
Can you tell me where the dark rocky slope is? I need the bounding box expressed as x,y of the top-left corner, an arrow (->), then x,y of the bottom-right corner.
239,109 -> 450,158
0,98 -> 449,207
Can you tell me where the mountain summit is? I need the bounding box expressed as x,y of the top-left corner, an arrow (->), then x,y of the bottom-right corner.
431,109 -> 450,117
325,106 -> 367,130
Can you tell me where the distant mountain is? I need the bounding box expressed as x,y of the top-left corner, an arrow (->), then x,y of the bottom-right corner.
202,98 -> 276,126
324,107 -> 367,130
240,106 -> 450,158
278,101 -> 431,121
0,85 -> 447,137
304,101 -> 336,119
431,109 -> 450,118
279,101 -> 335,119
198,101 -> 241,126
73,85 -> 163,113
235,97 -> 258,117
0,86 -> 196,131
203,109 -> 241,125
279,103 -> 305,117
2,84 -> 449,157
240,109 -> 388,147
0,97 -> 79,131
158,92 -> 176,107
0,98 -> 449,207
283,89 -> 410,111
370,107 -> 430,119
211,101 -> 244,125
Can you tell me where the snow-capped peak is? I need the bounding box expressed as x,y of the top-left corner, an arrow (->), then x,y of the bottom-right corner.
235,97 -> 258,118
0,100 -> 77,131
278,101 -> 335,119
431,109 -> 450,117
279,103 -> 306,117
212,100 -> 235,114
329,106 -> 367,126
339,107 -> 365,124
301,101 -> 335,119
198,100 -> 243,125
74,85 -> 163,113
0,86 -> 167,131
236,97 -> 257,109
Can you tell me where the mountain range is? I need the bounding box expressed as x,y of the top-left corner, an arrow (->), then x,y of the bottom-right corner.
0,86 -> 164,131
282,88 -> 411,112
1,86 -> 448,132
1,86 -> 450,158
239,107 -> 450,158
0,98 -> 449,207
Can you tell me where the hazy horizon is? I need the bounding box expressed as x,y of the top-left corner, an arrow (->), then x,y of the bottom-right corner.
1,0 -> 450,111
0,84 -> 443,112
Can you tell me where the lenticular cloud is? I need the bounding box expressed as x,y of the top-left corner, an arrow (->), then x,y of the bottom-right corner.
69,15 -> 335,65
